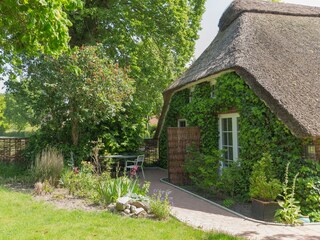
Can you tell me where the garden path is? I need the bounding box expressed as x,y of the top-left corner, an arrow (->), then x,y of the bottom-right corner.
142,168 -> 320,240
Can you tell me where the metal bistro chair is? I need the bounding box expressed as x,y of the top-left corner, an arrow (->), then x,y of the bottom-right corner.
125,155 -> 145,179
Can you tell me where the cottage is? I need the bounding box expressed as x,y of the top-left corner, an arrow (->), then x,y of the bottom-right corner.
155,0 -> 320,185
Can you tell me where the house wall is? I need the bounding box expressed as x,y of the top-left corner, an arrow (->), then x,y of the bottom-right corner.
315,137 -> 320,161
159,72 -> 305,190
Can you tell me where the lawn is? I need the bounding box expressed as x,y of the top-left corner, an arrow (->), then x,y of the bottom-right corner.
0,162 -> 242,240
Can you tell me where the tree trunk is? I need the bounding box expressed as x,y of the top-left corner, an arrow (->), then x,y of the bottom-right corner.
71,118 -> 79,146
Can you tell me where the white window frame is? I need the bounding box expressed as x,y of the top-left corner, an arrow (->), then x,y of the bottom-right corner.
178,119 -> 187,128
219,113 -> 240,166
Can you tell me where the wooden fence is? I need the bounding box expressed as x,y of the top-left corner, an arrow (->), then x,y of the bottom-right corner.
167,127 -> 200,185
0,137 -> 28,162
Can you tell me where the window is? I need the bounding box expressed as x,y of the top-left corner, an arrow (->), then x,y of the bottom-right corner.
178,119 -> 187,128
306,145 -> 316,160
219,113 -> 240,166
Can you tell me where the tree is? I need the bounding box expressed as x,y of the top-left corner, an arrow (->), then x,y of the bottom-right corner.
67,0 -> 206,115
7,46 -> 134,154
0,0 -> 82,70
0,94 -> 9,132
5,0 -> 206,155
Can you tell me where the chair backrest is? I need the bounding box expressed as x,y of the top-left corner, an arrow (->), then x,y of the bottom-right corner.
135,155 -> 144,166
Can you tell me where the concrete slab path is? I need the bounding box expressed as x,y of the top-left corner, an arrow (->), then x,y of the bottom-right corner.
143,168 -> 320,240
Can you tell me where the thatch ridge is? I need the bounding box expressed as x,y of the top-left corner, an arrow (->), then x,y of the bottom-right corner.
155,0 -> 320,139
219,0 -> 320,31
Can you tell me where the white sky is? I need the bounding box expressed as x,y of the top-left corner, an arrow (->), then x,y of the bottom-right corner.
194,0 -> 320,58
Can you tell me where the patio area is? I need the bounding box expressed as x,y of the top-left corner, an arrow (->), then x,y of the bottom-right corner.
143,168 -> 320,240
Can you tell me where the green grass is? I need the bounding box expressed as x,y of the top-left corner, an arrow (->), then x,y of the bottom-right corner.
0,162 -> 27,178
0,187 -> 242,240
0,163 -> 242,240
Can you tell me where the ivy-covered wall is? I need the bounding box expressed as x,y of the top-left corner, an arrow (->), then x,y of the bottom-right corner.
159,72 -> 304,189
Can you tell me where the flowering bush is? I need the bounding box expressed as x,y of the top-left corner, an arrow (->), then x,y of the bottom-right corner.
150,190 -> 172,220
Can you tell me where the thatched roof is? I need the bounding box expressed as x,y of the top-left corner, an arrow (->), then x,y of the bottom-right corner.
155,0 -> 320,138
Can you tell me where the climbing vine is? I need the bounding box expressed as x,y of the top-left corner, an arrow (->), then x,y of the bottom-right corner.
159,72 -> 304,195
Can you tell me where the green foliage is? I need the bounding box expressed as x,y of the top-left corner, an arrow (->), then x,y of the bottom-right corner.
182,83 -> 219,154
3,94 -> 31,131
0,188 -> 242,240
184,146 -> 222,190
68,0 -> 206,115
0,162 -> 34,185
32,147 -> 64,186
295,160 -> 320,221
159,72 -> 304,197
0,94 -> 9,133
60,161 -> 150,204
7,45 -> 134,163
159,89 -> 189,167
97,176 -> 150,205
217,162 -> 247,199
275,163 -> 302,225
223,198 -> 235,208
249,153 -> 282,201
0,0 -> 82,71
150,190 -> 172,220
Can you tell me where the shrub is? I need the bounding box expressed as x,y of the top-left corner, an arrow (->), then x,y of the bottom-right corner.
217,161 -> 247,199
249,153 -> 282,201
184,146 -> 222,190
96,176 -> 150,205
275,162 -> 302,225
33,147 -> 64,186
150,190 -> 172,220
295,160 -> 320,221
223,198 -> 235,208
59,161 -> 98,198
60,161 -> 150,205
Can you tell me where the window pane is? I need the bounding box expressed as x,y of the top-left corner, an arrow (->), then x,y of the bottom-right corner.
228,118 -> 232,131
229,147 -> 233,160
222,118 -> 227,131
223,133 -> 228,145
228,132 -> 233,145
178,120 -> 186,127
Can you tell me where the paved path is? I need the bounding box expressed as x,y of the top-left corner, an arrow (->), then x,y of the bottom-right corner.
143,168 -> 320,240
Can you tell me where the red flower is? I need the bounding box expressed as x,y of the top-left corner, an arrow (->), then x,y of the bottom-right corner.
73,167 -> 79,174
130,165 -> 139,176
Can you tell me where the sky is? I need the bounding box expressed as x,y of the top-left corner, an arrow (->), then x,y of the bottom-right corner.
194,0 -> 320,58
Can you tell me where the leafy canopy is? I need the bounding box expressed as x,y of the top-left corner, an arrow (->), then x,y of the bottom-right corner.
0,0 -> 82,58
6,45 -> 134,151
68,0 -> 206,114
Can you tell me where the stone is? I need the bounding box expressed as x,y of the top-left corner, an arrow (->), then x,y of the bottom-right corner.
130,205 -> 137,214
107,203 -> 116,212
116,197 -> 132,211
119,211 -> 127,216
135,207 -> 147,218
125,204 -> 131,210
135,207 -> 146,216
124,209 -> 131,215
131,201 -> 150,212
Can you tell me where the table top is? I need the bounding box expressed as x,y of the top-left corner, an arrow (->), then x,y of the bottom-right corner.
100,155 -> 137,159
